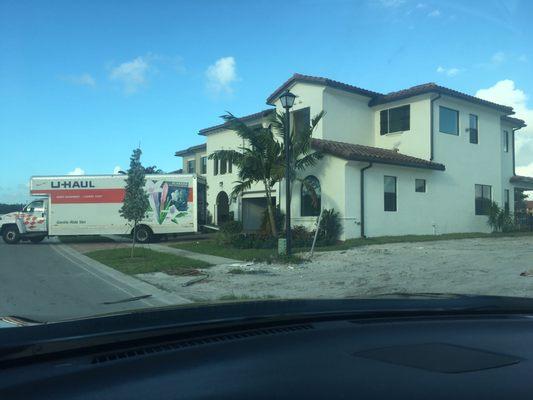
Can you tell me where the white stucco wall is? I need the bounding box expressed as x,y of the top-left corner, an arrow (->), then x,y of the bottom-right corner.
433,95 -> 507,211
501,121 -> 516,211
271,82 -> 325,139
322,87 -> 374,145
372,94 -> 432,159
182,150 -> 207,174
197,78 -> 521,239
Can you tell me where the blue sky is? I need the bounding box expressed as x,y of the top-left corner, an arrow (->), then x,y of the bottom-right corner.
1,0 -> 532,202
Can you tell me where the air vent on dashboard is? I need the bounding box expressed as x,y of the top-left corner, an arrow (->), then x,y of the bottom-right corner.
91,324 -> 314,365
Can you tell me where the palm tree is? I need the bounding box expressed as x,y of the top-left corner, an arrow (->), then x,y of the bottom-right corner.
209,110 -> 323,237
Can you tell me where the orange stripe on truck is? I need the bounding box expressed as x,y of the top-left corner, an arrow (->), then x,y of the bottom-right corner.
31,189 -> 125,204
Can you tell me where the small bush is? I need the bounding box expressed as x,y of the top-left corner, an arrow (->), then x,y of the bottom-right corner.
486,201 -> 514,232
291,225 -> 314,247
220,220 -> 243,235
318,209 -> 343,245
216,220 -> 243,245
230,233 -> 277,249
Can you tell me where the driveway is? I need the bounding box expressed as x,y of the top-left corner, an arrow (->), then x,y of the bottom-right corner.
138,236 -> 533,301
0,238 -> 180,322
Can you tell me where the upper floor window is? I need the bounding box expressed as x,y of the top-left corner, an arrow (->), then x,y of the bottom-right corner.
213,158 -> 218,175
439,106 -> 459,135
503,130 -> 509,152
384,176 -> 397,212
200,156 -> 207,174
228,159 -> 232,173
301,175 -> 321,217
415,179 -> 426,193
187,159 -> 195,174
475,184 -> 492,215
469,114 -> 478,144
293,107 -> 310,137
380,105 -> 410,135
220,158 -> 227,174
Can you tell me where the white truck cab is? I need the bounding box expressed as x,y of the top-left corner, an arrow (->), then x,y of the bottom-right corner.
0,199 -> 49,244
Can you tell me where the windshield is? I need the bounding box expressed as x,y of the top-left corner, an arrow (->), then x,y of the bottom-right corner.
1,0 -> 533,325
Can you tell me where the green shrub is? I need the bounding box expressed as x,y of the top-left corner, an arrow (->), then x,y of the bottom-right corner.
318,209 -> 343,245
291,225 -> 314,247
220,220 -> 243,234
216,220 -> 243,245
486,201 -> 514,232
230,233 -> 277,249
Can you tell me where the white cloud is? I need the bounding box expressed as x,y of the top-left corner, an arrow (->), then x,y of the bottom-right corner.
205,56 -> 238,94
64,73 -> 96,87
436,66 -> 461,77
110,57 -> 150,94
113,165 -> 123,174
491,51 -> 506,64
428,9 -> 441,17
517,163 -> 533,179
475,80 -> 533,172
416,3 -> 426,8
68,167 -> 85,175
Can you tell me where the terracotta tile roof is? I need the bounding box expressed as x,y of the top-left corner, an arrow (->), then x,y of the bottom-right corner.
175,143 -> 206,157
199,109 -> 275,135
266,73 -> 382,105
265,73 -> 514,114
510,175 -> 533,185
502,115 -> 527,128
311,138 -> 446,171
369,82 -> 514,113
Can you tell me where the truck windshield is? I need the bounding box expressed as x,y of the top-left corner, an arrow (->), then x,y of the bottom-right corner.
23,201 -> 44,213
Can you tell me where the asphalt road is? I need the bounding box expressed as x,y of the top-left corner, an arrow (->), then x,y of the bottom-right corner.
0,238 -> 168,322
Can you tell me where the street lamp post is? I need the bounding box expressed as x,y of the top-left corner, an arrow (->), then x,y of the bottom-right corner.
279,90 -> 296,256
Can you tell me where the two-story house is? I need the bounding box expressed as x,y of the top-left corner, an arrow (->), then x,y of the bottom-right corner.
176,73 -> 532,239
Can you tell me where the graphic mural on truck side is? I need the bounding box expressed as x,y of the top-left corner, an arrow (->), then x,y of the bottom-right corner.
146,180 -> 193,225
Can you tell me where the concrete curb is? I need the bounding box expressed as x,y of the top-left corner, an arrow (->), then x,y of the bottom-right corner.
56,244 -> 192,306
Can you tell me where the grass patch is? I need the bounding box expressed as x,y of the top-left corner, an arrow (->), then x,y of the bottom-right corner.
59,235 -> 115,244
170,240 -> 278,262
85,247 -> 211,275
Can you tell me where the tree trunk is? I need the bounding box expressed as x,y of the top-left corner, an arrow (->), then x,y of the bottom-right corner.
264,183 -> 277,237
131,222 -> 136,258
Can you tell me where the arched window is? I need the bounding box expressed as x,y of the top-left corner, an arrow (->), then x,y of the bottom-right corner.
301,175 -> 321,217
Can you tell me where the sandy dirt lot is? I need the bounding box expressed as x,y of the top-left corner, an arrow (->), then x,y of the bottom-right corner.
137,236 -> 533,302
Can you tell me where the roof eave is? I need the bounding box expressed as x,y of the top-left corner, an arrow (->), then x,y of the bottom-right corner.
346,155 -> 445,171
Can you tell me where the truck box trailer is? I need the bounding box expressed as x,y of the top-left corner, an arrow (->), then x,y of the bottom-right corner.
0,174 -> 206,244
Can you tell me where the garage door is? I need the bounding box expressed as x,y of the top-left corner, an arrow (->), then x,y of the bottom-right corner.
242,197 -> 276,231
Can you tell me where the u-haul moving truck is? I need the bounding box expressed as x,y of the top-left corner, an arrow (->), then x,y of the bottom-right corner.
0,174 -> 206,244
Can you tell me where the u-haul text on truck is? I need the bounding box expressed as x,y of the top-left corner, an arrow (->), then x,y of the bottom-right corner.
0,174 -> 206,244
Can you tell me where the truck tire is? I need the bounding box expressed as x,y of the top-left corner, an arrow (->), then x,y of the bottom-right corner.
134,225 -> 152,244
2,225 -> 21,244
29,235 -> 46,244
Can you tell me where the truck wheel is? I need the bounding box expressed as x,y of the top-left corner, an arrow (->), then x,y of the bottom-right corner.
29,235 -> 46,244
134,225 -> 152,244
2,225 -> 21,244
